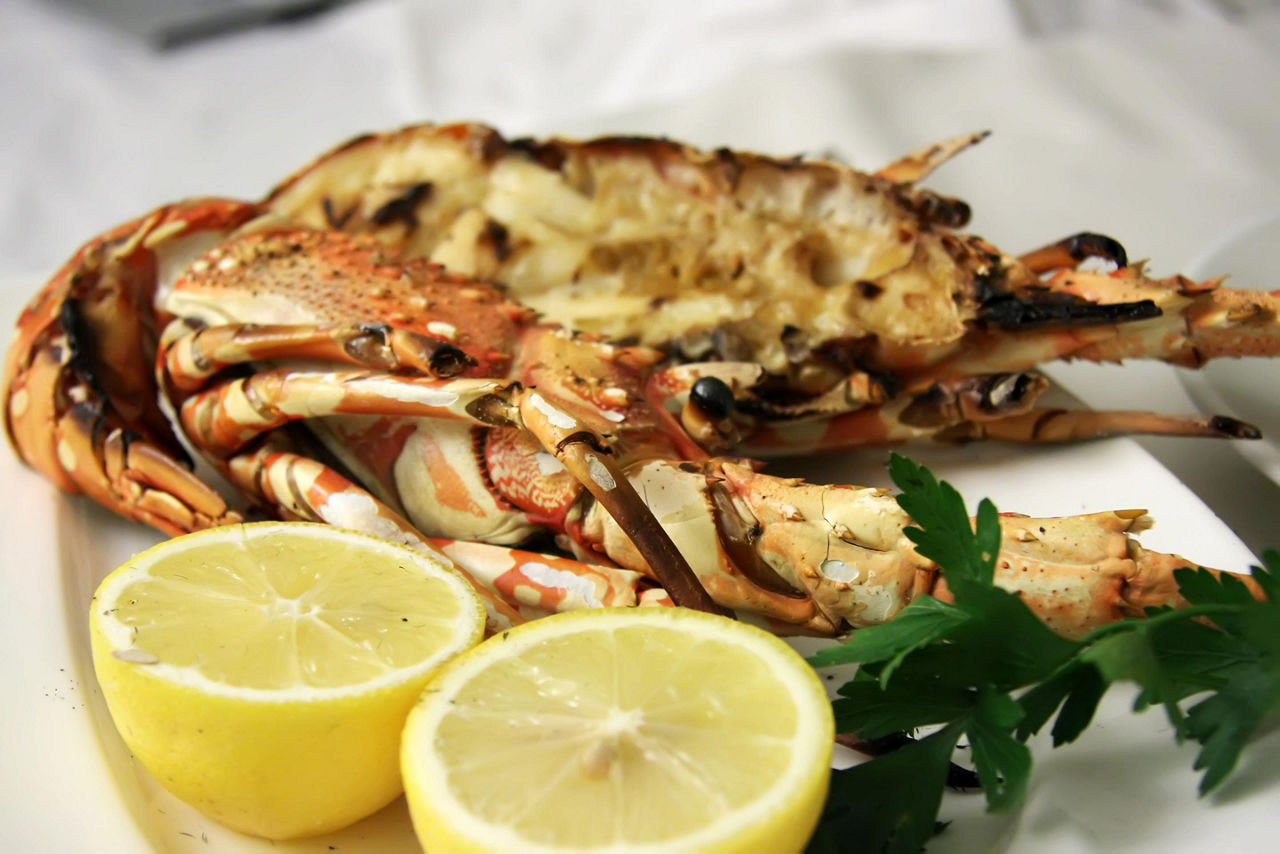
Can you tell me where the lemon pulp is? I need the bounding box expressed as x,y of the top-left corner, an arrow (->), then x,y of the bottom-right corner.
402,607 -> 834,853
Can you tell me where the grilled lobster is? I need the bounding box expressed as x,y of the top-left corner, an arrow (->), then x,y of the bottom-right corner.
4,125 -> 1276,637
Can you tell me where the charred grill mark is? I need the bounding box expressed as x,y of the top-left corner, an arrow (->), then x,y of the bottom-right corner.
856,280 -> 884,299
781,325 -> 809,364
713,147 -> 744,186
938,232 -> 976,266
585,136 -> 683,160
894,187 -> 972,228
507,136 -> 567,170
814,337 -> 885,380
479,128 -> 509,164
972,265 -> 1011,305
321,197 -> 355,229
979,293 -> 1161,330
483,219 -> 512,261
739,334 -> 892,410
369,182 -> 433,229
929,195 -> 972,228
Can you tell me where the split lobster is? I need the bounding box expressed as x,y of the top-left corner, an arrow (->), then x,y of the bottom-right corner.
4,123 -> 1275,638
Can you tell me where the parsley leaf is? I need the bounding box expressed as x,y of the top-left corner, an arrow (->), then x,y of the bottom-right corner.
832,672 -> 974,740
967,686 -> 1029,811
887,454 -> 1000,587
807,723 -> 965,854
808,596 -> 970,685
808,454 -> 1280,852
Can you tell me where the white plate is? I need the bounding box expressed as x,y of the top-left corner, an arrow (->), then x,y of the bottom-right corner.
1182,212 -> 1280,486
2,282 -> 1278,852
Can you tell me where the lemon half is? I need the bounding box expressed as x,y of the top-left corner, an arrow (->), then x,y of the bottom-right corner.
89,522 -> 485,840
402,607 -> 834,853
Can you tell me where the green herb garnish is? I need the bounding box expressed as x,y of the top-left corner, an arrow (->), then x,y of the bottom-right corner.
807,454 -> 1280,853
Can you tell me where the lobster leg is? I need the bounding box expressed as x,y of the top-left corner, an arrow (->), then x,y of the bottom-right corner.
2,199 -> 261,531
55,403 -> 240,536
874,131 -> 991,184
425,538 -> 655,613
734,373 -> 1039,455
177,371 -> 518,454
513,391 -> 728,615
1017,232 -> 1129,275
1060,278 -> 1280,365
712,461 -> 1253,639
5,310 -> 240,535
934,407 -> 1260,443
168,362 -> 721,613
650,361 -> 889,417
911,271 -> 1280,382
161,321 -> 474,393
648,361 -> 892,454
742,398 -> 1255,457
222,441 -> 646,632
736,368 -> 1258,455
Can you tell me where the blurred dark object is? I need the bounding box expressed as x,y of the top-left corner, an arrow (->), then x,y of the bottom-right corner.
48,0 -> 361,49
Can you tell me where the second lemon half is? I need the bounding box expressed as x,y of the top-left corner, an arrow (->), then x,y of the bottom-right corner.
402,607 -> 835,853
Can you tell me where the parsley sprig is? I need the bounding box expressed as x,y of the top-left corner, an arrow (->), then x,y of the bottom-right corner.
806,454 -> 1280,853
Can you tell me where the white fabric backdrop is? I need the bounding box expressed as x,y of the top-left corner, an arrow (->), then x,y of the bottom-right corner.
5,0 -> 1276,548
1,0 -> 1276,275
